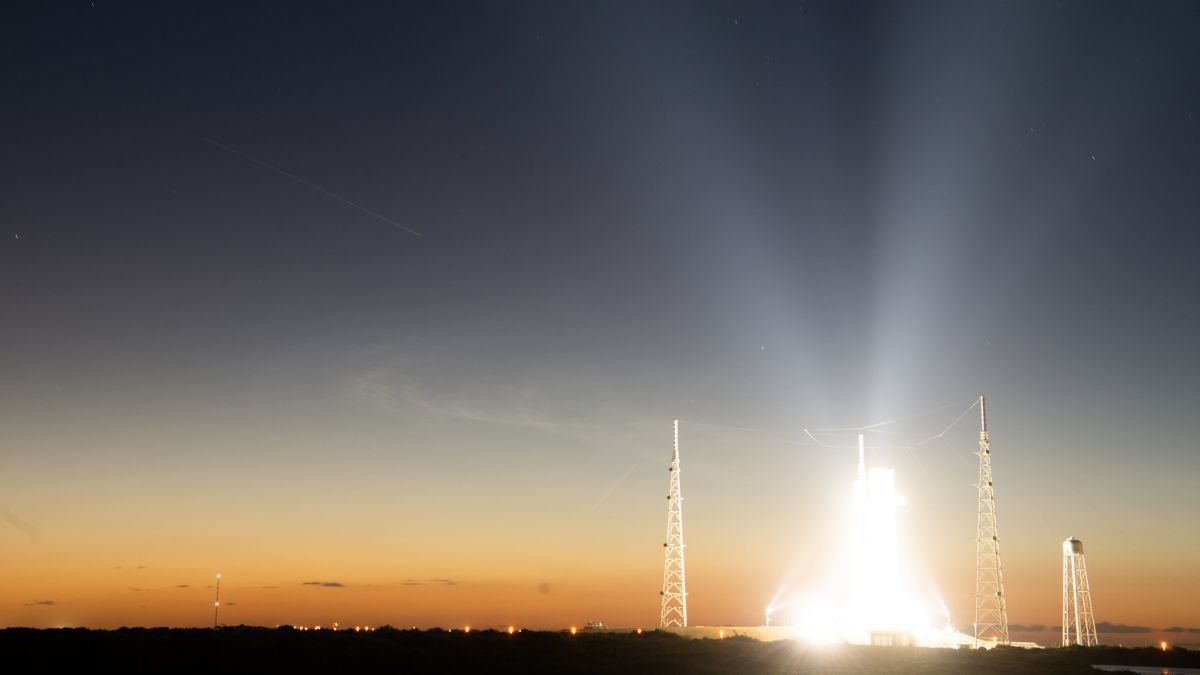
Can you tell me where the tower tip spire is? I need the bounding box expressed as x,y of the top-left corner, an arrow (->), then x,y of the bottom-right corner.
857,433 -> 866,480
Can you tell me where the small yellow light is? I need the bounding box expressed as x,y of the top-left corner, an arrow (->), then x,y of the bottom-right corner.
719,629 -> 725,639
570,627 -> 577,635
465,626 -> 471,633
636,628 -> 642,634
1161,641 -> 1168,651
508,626 -> 515,635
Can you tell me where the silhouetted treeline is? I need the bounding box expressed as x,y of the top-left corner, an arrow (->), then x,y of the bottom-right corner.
1,626 -> 1196,674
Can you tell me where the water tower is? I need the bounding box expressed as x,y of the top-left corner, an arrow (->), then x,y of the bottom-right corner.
1061,537 -> 1097,646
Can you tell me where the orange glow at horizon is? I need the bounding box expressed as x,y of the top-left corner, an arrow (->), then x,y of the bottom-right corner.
1,419 -> 1196,645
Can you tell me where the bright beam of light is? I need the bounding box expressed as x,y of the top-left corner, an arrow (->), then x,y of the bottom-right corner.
202,136 -> 423,238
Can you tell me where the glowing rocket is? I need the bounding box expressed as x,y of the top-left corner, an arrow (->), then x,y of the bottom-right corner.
850,434 -> 904,629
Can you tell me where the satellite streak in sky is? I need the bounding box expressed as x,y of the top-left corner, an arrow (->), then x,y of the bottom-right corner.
202,136 -> 423,238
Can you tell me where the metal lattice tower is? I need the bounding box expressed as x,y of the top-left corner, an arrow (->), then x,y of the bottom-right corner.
660,419 -> 688,628
974,395 -> 1009,646
1062,537 -> 1098,646
213,573 -> 222,628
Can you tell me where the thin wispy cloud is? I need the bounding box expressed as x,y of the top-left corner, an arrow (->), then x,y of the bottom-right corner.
2,507 -> 40,541
24,600 -> 55,607
301,581 -> 345,588
343,356 -> 558,432
339,348 -> 653,458
1095,622 -> 1153,634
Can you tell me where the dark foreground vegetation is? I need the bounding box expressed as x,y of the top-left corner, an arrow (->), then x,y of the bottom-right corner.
3,627 -> 1197,674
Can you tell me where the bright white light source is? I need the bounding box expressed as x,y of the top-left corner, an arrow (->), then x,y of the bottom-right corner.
783,434 -> 968,648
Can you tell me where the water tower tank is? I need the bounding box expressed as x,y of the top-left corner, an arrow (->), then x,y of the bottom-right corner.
1063,537 -> 1084,555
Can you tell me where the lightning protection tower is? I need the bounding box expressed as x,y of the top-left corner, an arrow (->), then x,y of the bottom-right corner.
213,573 -> 221,628
660,419 -> 687,628
1062,537 -> 1098,646
974,395 -> 1010,646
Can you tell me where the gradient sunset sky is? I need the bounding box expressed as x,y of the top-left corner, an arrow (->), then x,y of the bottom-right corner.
2,1 -> 1199,643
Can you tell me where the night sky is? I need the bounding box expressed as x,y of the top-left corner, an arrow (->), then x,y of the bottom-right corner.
2,1 -> 1199,640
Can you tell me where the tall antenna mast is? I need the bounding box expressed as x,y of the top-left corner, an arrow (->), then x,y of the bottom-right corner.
1062,537 -> 1098,646
660,419 -> 688,627
213,573 -> 221,628
974,395 -> 1009,645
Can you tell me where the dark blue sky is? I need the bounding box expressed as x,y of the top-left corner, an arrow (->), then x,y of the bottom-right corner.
2,1 -> 1199,630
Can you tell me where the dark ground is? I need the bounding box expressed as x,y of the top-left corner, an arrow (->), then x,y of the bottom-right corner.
3,627 -> 1197,674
